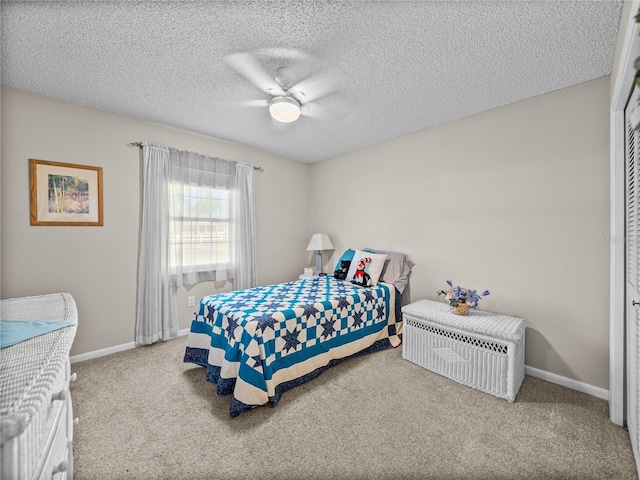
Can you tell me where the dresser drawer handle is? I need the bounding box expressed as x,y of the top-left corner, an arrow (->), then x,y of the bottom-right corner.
52,460 -> 68,475
51,389 -> 67,402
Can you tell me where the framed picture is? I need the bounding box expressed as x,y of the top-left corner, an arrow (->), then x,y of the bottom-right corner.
29,159 -> 103,226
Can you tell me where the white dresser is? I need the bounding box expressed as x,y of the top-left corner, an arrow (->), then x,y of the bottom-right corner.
1,293 -> 78,479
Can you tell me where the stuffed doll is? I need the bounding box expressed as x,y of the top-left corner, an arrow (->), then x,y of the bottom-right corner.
350,256 -> 372,287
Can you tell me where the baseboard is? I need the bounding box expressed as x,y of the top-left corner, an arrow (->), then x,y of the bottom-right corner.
70,336 -> 609,401
524,365 -> 609,400
70,328 -> 191,364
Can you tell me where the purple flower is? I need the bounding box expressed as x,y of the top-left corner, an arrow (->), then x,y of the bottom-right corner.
439,281 -> 491,310
466,289 -> 479,306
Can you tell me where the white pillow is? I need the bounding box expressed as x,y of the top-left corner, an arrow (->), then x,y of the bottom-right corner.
345,249 -> 387,287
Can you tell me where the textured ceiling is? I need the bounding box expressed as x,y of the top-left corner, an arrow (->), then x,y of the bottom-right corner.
1,1 -> 623,163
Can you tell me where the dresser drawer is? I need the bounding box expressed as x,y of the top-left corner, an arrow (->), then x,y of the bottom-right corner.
43,360 -> 69,449
37,395 -> 69,480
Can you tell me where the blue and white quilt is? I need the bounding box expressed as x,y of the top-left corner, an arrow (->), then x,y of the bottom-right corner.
184,276 -> 401,417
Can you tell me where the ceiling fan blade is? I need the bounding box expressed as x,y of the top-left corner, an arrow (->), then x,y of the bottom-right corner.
239,99 -> 270,108
289,69 -> 345,103
214,98 -> 270,109
300,102 -> 348,122
223,52 -> 285,96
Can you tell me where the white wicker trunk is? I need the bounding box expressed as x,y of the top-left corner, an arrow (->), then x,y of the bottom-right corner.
402,299 -> 525,402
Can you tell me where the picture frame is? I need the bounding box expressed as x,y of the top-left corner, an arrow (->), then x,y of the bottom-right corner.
29,159 -> 103,226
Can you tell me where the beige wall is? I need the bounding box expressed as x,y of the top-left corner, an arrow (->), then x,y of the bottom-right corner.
310,77 -> 611,389
1,77 -> 612,389
1,86 -> 310,356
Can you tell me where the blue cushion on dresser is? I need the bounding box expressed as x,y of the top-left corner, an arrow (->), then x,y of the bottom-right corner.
0,320 -> 74,348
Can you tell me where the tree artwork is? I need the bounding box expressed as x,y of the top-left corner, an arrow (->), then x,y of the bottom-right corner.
48,174 -> 90,214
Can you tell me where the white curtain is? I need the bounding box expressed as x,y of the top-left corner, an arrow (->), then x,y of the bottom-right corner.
136,143 -> 256,345
232,163 -> 257,291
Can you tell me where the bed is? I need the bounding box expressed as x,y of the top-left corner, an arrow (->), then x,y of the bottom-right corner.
184,248 -> 413,417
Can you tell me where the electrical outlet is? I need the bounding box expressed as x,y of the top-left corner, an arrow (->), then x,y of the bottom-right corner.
188,296 -> 195,307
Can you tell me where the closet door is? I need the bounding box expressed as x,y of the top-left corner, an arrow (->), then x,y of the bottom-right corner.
625,83 -> 640,467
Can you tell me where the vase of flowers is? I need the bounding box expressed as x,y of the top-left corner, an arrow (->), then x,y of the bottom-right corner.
437,280 -> 490,316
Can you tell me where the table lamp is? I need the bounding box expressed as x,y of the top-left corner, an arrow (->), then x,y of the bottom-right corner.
306,233 -> 334,274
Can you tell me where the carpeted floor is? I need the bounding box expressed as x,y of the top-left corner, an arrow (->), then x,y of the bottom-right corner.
70,336 -> 637,479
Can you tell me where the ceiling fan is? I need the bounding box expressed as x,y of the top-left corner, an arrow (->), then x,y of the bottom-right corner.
223,52 -> 345,124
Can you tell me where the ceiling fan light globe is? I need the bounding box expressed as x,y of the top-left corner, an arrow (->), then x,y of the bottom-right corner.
269,96 -> 301,123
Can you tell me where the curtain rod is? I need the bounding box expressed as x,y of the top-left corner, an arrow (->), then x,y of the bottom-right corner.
125,142 -> 264,173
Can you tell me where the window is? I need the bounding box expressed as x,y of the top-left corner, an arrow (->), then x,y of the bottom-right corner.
168,182 -> 231,272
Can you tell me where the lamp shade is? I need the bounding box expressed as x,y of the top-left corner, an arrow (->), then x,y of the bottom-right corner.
306,233 -> 334,251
